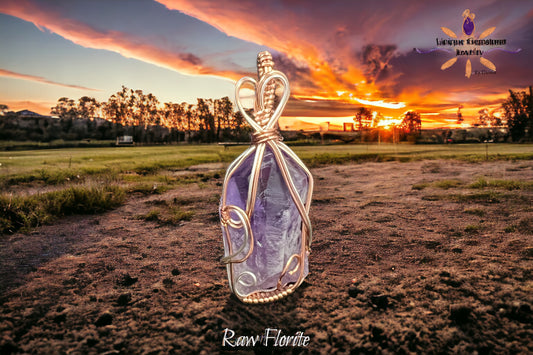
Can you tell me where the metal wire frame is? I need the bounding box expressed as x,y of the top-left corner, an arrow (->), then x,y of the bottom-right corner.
220,52 -> 314,304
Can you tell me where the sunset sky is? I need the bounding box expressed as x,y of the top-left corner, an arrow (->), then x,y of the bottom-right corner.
1,0 -> 532,130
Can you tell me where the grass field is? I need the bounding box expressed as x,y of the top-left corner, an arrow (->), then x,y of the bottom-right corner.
1,143 -> 532,234
1,143 -> 532,177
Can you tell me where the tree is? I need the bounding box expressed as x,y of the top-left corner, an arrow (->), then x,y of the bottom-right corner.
77,96 -> 100,120
477,108 -> 490,127
502,86 -> 533,142
197,98 -> 215,142
215,96 -> 233,141
103,86 -> 130,125
477,108 -> 502,127
401,111 -> 421,135
144,93 -> 160,127
353,107 -> 373,130
399,111 -> 421,142
184,103 -> 196,142
233,110 -> 244,130
163,102 -> 184,130
128,89 -> 158,128
51,97 -> 77,119
456,105 -> 464,125
0,104 -> 8,115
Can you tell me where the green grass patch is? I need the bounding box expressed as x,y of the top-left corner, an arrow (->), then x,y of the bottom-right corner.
174,171 -> 224,185
0,185 -> 125,234
0,140 -> 115,151
463,208 -> 486,217
170,196 -> 199,205
128,183 -> 172,195
423,191 -> 505,203
141,209 -> 160,221
0,167 -> 120,190
464,224 -> 482,234
168,207 -> 195,223
469,177 -> 533,190
412,182 -> 429,190
1,169 -> 82,188
302,153 -> 397,168
124,170 -> 224,195
450,191 -> 504,203
434,179 -> 463,189
136,206 -> 194,225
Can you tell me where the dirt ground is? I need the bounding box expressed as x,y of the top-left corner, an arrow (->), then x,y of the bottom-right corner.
1,159 -> 532,354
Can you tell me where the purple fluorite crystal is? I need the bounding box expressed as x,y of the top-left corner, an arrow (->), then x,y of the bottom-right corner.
463,17 -> 474,36
221,146 -> 309,297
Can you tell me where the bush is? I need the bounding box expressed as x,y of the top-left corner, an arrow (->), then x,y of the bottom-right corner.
0,185 -> 125,234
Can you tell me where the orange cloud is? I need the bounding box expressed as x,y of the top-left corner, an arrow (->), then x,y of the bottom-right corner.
0,68 -> 100,91
0,0 -> 243,81
156,0 -> 401,108
0,0 -> 447,123
155,0 -> 532,130
3,0 -> 524,130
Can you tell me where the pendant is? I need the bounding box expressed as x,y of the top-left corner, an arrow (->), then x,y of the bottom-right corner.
220,51 -> 313,303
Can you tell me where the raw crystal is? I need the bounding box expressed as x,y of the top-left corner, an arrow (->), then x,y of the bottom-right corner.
221,145 -> 309,297
463,17 -> 474,36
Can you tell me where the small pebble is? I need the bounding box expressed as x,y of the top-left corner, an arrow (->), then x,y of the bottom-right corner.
348,285 -> 363,298
116,293 -> 131,306
449,304 -> 472,324
95,312 -> 113,327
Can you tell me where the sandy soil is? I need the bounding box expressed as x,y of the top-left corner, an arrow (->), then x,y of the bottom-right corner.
1,159 -> 532,354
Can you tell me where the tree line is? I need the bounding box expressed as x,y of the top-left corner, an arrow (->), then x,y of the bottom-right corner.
48,86 -> 249,143
353,85 -> 532,143
502,86 -> 533,142
469,86 -> 532,142
1,85 -> 531,144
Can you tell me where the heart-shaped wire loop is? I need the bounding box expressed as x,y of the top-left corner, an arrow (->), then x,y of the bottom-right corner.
235,70 -> 290,133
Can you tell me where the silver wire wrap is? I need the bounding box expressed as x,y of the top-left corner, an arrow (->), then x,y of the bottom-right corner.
220,51 -> 314,303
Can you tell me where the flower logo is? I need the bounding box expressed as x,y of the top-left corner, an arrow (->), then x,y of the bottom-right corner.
440,9 -> 497,78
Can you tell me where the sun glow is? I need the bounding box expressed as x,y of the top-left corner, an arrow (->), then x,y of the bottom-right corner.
376,118 -> 403,129
334,91 -> 407,110
353,98 -> 406,109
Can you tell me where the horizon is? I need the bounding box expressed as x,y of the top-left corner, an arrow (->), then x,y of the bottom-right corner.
3,108 -> 507,133
1,0 -> 532,131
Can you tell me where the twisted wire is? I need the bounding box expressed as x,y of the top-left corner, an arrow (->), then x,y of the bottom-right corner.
251,128 -> 282,145
255,51 -> 278,128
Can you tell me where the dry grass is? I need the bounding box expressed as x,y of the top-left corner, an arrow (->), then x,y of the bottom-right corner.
0,184 -> 125,234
